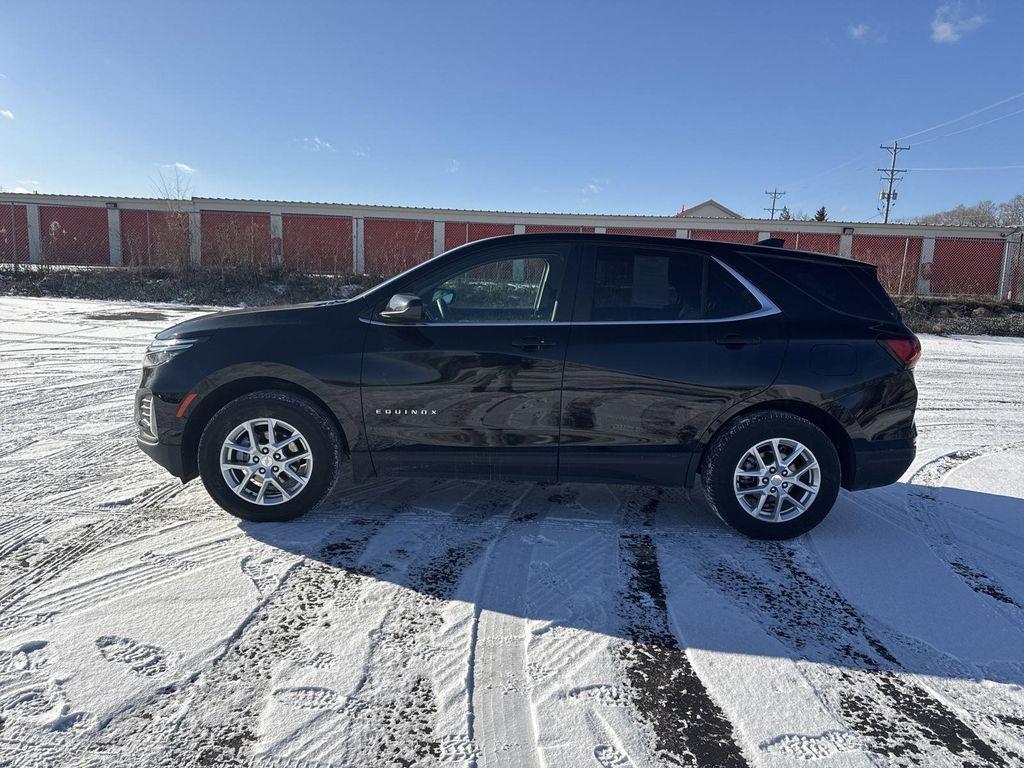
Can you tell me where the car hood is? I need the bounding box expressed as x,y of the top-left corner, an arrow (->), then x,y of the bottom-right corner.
155,301 -> 336,340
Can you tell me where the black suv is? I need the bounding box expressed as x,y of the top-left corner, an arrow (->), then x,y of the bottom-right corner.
136,234 -> 919,539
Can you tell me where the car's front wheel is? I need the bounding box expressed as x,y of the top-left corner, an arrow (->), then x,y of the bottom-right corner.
197,390 -> 341,522
702,410 -> 840,540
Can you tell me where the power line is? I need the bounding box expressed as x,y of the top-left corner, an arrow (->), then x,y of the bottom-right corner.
878,141 -> 910,223
905,164 -> 1024,171
784,88 -> 1024,191
763,188 -> 786,219
912,105 -> 1024,146
897,90 -> 1024,142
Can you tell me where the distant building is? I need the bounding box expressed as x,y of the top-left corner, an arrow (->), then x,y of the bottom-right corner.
675,199 -> 742,219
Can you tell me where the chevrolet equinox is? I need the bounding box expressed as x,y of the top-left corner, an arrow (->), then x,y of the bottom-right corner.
136,233 -> 919,539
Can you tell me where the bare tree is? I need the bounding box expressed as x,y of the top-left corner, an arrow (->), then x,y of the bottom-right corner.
913,198 -> 1008,227
148,167 -> 194,271
998,194 -> 1024,226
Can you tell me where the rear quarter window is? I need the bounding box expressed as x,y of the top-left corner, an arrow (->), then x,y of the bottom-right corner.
754,255 -> 900,322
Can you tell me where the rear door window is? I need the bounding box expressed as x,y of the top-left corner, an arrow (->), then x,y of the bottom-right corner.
587,246 -> 762,321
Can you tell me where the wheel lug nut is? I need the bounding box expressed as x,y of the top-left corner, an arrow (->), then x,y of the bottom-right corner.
258,468 -> 265,475
782,470 -> 788,476
769,487 -> 777,494
272,466 -> 279,472
261,448 -> 269,454
783,483 -> 789,489
769,466 -> 776,473
762,478 -> 769,484
274,453 -> 281,460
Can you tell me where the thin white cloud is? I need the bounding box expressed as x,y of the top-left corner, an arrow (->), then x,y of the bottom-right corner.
0,110 -> 14,121
296,136 -> 336,153
931,2 -> 986,44
159,162 -> 196,174
445,158 -> 460,173
12,187 -> 30,194
580,178 -> 609,195
352,148 -> 368,157
849,23 -> 870,40
17,179 -> 40,187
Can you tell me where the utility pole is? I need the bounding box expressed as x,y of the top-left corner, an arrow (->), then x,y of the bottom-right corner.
878,140 -> 910,223
764,188 -> 786,220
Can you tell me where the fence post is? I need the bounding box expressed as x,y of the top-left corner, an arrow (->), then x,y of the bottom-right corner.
594,226 -> 606,234
513,223 -> 525,236
7,202 -> 18,264
839,230 -> 853,259
188,207 -> 202,266
1003,233 -> 1019,299
107,206 -> 122,266
675,228 -> 689,238
917,237 -> 935,295
433,221 -> 446,255
270,209 -> 284,267
352,217 -> 365,273
758,230 -> 770,242
26,203 -> 42,264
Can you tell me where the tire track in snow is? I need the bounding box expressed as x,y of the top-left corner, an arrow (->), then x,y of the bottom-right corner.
90,481 -> 436,767
689,532 -> 1013,767
904,447 -> 1024,612
273,480 -> 530,767
615,487 -> 749,768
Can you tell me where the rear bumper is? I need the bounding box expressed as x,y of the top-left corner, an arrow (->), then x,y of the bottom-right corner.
847,437 -> 916,490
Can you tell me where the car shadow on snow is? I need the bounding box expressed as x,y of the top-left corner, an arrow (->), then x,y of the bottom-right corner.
239,476 -> 1024,687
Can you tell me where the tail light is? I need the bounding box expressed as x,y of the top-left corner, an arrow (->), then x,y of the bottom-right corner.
880,335 -> 921,369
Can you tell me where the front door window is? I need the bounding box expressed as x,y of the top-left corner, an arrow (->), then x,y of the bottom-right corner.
408,252 -> 565,323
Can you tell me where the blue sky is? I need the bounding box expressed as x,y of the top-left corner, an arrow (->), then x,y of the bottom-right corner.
1,1 -> 1022,221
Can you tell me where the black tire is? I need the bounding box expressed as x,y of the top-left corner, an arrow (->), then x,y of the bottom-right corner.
197,390 -> 342,522
702,410 -> 840,540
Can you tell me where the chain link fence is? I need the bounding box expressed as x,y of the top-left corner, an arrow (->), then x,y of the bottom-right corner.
38,204 -> 110,265
0,202 -> 28,266
363,218 -> 434,276
282,213 -> 353,274
2,198 -> 1019,301
120,208 -> 190,268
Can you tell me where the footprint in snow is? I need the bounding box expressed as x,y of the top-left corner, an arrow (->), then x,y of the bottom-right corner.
594,744 -> 630,767
241,554 -> 285,594
567,684 -> 628,707
760,730 -> 865,760
95,636 -> 167,677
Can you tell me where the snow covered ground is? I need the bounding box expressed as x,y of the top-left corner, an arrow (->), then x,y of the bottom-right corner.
1,295 -> 1023,768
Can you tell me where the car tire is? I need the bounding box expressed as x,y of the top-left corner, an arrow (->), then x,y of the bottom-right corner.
702,410 -> 840,540
197,390 -> 342,522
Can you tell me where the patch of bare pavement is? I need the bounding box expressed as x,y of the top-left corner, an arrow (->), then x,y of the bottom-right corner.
1,297 -> 1024,767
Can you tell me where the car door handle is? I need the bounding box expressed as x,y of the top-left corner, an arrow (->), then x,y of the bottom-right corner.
511,337 -> 557,350
716,334 -> 761,348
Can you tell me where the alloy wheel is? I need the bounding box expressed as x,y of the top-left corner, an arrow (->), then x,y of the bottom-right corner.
733,437 -> 820,523
220,418 -> 313,505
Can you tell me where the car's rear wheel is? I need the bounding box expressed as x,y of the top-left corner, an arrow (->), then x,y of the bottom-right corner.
702,410 -> 840,540
198,390 -> 341,522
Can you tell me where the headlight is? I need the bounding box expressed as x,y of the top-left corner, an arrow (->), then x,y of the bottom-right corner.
144,337 -> 205,367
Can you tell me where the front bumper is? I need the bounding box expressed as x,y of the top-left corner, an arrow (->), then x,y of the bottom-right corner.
137,435 -> 185,478
135,387 -> 188,479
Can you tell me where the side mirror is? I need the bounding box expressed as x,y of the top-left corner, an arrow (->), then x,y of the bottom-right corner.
379,293 -> 423,322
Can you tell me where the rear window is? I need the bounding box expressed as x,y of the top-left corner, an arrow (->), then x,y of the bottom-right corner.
759,256 -> 899,321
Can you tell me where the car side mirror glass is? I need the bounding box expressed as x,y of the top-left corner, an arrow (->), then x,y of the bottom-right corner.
379,293 -> 423,322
